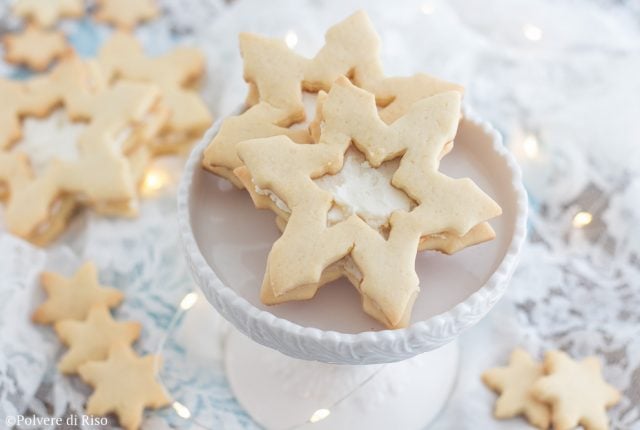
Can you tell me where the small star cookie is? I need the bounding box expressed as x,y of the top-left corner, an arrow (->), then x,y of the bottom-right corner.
531,350 -> 621,430
93,0 -> 159,30
482,348 -> 551,429
78,343 -> 171,430
55,305 -> 141,374
32,262 -> 123,324
12,0 -> 84,28
3,26 -> 69,71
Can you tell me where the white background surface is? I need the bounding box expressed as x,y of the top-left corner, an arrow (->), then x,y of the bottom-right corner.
1,0 -> 639,428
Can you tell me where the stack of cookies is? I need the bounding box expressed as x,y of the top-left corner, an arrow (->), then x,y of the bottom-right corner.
202,11 -> 503,329
33,262 -> 170,430
483,348 -> 621,430
0,0 -> 212,246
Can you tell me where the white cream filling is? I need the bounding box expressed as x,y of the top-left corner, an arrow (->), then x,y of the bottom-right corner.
33,198 -> 64,236
15,109 -> 85,177
252,145 -> 415,289
314,147 -> 414,232
113,127 -> 133,153
254,184 -> 290,213
12,109 -> 143,235
341,255 -> 363,282
254,147 -> 415,235
14,109 -> 140,175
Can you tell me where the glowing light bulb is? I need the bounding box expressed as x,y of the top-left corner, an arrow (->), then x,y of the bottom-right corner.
522,24 -> 542,41
173,401 -> 191,419
180,292 -> 198,310
285,30 -> 298,49
309,408 -> 331,423
420,3 -> 435,14
572,211 -> 593,228
141,169 -> 170,195
522,134 -> 540,159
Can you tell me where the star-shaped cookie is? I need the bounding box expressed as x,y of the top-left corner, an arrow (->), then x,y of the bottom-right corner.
32,262 -> 123,324
93,0 -> 159,30
78,343 -> 171,430
482,348 -> 551,429
3,26 -> 69,71
236,77 -> 501,328
55,305 -> 141,374
12,0 -> 84,28
531,350 -> 620,430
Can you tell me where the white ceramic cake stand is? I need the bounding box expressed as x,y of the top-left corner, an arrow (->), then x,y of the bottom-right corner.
177,108 -> 527,430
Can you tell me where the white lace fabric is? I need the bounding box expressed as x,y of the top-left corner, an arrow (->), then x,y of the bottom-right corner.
1,0 -> 639,428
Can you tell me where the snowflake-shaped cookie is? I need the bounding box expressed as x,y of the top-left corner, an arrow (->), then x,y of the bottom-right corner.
98,31 -> 212,153
233,90 -> 496,254
0,56 -> 168,244
236,78 -> 501,328
240,11 -> 462,122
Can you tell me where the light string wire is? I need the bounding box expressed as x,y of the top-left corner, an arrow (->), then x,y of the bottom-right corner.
153,290 -> 390,429
153,291 -> 211,429
513,130 -> 612,233
282,363 -> 388,430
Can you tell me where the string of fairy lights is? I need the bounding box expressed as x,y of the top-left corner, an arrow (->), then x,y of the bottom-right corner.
143,3 -> 595,427
153,289 -> 388,428
514,132 -> 595,229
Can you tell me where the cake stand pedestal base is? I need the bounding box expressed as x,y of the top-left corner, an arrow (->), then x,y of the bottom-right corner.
225,329 -> 459,430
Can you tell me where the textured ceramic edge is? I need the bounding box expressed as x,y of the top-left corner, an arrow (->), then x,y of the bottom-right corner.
177,107 -> 528,365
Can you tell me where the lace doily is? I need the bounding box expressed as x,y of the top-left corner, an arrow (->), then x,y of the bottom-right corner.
1,0 -> 638,428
